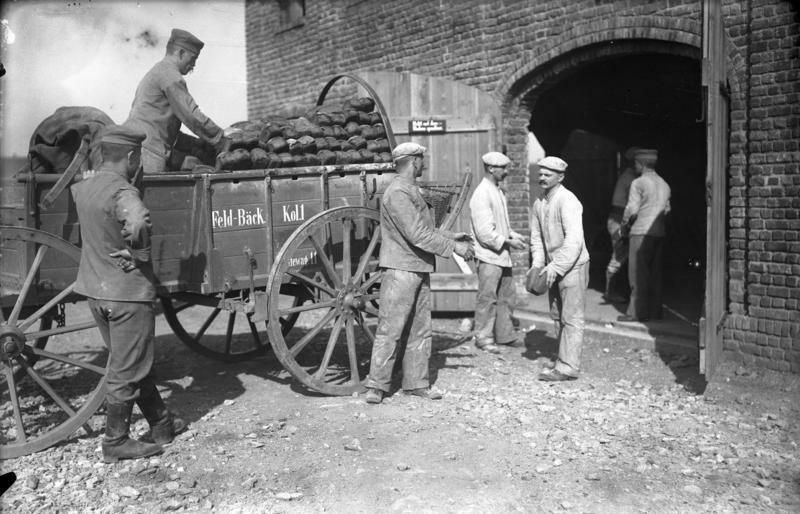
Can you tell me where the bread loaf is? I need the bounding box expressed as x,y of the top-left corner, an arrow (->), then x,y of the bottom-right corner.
218,148 -> 252,170
250,147 -> 269,168
318,150 -> 337,165
344,122 -> 361,136
266,136 -> 288,153
344,97 -> 376,113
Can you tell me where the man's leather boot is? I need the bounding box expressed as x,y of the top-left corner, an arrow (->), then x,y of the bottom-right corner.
102,400 -> 162,463
137,384 -> 186,445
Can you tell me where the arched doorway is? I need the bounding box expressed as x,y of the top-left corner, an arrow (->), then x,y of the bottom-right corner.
522,50 -> 707,330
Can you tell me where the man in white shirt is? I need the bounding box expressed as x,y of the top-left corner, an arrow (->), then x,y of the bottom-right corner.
618,148 -> 671,322
530,156 -> 590,381
469,152 -> 528,353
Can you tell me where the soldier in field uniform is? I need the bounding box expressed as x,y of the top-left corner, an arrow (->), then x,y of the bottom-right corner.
71,125 -> 185,462
125,28 -> 231,172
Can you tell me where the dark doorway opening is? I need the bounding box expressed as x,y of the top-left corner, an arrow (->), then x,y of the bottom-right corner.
529,53 -> 706,327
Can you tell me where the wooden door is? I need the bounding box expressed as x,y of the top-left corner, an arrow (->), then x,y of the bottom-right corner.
359,71 -> 502,311
700,0 -> 729,378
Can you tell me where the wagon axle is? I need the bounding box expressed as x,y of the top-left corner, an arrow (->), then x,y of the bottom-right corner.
338,287 -> 366,311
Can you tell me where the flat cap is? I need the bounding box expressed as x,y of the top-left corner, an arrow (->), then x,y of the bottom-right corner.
100,124 -> 146,147
537,156 -> 568,173
391,142 -> 426,159
169,28 -> 204,54
482,151 -> 511,167
623,146 -> 641,160
633,148 -> 658,160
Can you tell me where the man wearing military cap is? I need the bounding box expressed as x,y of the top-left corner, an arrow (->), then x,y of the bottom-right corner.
71,125 -> 185,462
125,28 -> 231,173
529,156 -> 590,381
618,148 -> 671,322
364,142 -> 474,404
468,151 -> 530,353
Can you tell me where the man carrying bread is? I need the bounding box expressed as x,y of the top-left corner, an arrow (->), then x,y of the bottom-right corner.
364,142 -> 474,404
529,156 -> 589,381
125,28 -> 231,172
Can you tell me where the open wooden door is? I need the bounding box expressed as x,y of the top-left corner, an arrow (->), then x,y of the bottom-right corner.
359,71 -> 502,311
699,0 -> 729,378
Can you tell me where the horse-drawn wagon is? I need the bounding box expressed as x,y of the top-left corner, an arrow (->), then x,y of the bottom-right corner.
0,75 -> 471,458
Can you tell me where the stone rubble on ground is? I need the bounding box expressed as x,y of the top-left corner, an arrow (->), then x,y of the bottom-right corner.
1,319 -> 798,513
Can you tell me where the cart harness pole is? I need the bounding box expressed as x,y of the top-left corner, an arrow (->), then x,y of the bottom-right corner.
39,138 -> 90,211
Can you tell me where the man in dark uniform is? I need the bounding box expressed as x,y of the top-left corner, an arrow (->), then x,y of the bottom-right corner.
364,142 -> 474,404
125,28 -> 230,173
71,125 -> 185,462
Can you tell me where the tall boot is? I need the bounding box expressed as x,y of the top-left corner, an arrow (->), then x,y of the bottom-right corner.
102,400 -> 162,463
136,384 -> 186,445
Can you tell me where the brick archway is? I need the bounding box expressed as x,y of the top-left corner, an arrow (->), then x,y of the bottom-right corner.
496,16 -> 704,104
495,15 -> 746,205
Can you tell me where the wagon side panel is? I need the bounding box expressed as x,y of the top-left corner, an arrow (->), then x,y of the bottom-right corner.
267,175 -> 326,275
145,177 -> 210,294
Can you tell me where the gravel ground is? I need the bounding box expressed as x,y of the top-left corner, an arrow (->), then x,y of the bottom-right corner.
1,315 -> 798,513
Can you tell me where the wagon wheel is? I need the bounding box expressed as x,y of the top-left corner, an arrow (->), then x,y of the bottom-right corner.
266,206 -> 382,395
160,282 -> 311,363
0,227 -> 107,459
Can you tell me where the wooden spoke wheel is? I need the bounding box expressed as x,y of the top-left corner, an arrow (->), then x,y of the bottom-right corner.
160,283 -> 310,363
0,227 -> 107,459
266,206 -> 382,395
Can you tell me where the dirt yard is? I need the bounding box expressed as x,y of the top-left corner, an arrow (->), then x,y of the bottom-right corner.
2,312 -> 799,514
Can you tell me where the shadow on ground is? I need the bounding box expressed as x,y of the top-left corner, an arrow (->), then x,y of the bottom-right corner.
146,322 -> 482,424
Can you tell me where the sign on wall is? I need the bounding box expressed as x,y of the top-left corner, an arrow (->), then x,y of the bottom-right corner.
408,118 -> 447,134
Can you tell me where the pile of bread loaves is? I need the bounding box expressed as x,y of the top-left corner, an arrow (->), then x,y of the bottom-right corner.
217,97 -> 393,171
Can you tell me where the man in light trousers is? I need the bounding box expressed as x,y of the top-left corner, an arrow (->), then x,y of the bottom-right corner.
469,151 -> 529,353
617,148 -> 671,322
530,156 -> 590,381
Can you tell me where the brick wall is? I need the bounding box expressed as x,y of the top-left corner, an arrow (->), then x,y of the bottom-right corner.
246,0 -> 800,372
722,0 -> 800,372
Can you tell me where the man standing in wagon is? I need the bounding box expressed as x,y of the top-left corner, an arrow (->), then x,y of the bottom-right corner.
364,142 -> 474,404
125,28 -> 230,173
